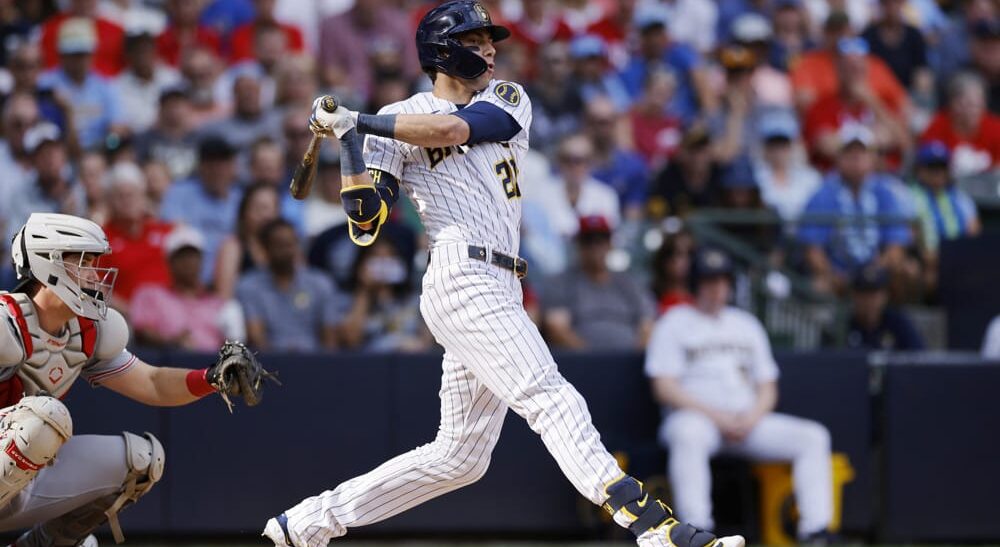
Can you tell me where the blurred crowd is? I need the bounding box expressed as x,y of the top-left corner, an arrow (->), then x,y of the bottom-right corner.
0,0 -> 998,353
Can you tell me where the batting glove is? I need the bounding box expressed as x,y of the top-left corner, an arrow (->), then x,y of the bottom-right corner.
309,96 -> 358,139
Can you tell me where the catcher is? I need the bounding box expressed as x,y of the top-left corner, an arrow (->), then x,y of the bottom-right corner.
0,213 -> 276,547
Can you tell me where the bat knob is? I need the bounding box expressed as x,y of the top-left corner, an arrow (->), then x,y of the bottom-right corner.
320,95 -> 338,113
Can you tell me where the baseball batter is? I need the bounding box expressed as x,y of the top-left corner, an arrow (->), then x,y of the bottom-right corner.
0,213 -> 272,546
263,3 -> 743,547
645,249 -> 833,540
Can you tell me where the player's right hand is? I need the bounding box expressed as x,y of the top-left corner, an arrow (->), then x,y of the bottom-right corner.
309,96 -> 357,139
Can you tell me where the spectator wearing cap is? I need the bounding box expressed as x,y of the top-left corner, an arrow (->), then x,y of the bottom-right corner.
790,11 -> 908,113
709,45 -> 758,165
204,71 -> 282,152
752,111 -> 822,222
214,182 -> 281,299
803,37 -> 911,171
628,68 -> 683,171
160,136 -> 242,282
729,13 -> 793,110
156,0 -> 223,67
920,72 -> 1000,177
619,4 -> 715,123
646,247 -> 834,542
135,86 -> 200,181
228,0 -> 305,64
38,17 -> 128,151
39,0 -> 125,77
798,125 -> 913,296
570,35 -> 632,112
318,0 -> 420,104
102,162 -> 174,307
237,218 -> 346,352
114,28 -> 182,133
648,125 -> 726,218
524,42 -> 585,157
651,230 -> 696,315
584,96 -> 650,220
908,141 -> 981,294
861,0 -> 931,91
3,122 -> 86,246
841,263 -> 925,350
542,215 -> 655,350
131,225 -> 245,351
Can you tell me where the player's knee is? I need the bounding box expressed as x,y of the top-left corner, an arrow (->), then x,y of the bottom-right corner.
445,452 -> 492,487
120,431 -> 165,496
798,421 -> 831,453
664,411 -> 716,450
2,396 -> 73,467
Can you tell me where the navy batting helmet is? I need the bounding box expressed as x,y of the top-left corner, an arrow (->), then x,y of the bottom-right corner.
416,0 -> 510,80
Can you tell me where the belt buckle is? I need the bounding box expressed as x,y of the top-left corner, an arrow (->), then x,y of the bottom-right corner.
514,258 -> 527,279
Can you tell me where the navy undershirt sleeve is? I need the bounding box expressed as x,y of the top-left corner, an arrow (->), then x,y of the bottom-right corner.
452,102 -> 522,145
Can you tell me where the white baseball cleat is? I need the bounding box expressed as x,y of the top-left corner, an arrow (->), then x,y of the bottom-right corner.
263,514 -> 294,547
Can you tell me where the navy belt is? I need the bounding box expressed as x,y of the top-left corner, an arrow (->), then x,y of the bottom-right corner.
468,246 -> 528,279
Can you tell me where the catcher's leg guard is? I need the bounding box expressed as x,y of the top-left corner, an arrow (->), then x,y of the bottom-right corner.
0,397 -> 73,506
14,432 -> 164,547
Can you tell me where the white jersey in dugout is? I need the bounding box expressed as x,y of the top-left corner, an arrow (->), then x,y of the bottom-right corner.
364,79 -> 532,255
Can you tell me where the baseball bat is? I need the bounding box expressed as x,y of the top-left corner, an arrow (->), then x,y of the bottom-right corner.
289,95 -> 339,201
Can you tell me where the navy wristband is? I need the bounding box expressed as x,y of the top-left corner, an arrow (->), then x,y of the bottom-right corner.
339,128 -> 366,177
357,113 -> 397,139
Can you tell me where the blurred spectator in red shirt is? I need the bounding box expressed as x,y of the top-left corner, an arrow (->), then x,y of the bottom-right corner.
583,0 -> 637,69
651,230 -> 695,315
921,71 -> 1000,177
102,162 -> 174,307
229,0 -> 304,64
507,0 -> 573,76
319,0 -> 420,105
790,11 -> 907,114
39,0 -> 125,77
157,0 -> 223,67
131,225 -> 244,351
804,37 -> 910,171
628,68 -> 682,169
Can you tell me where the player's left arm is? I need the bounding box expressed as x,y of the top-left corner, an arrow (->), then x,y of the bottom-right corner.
100,359 -> 208,407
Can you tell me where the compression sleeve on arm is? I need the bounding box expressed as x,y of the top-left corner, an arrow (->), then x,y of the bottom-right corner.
452,102 -> 522,145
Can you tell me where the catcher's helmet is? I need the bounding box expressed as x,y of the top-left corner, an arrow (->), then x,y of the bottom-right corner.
416,0 -> 510,80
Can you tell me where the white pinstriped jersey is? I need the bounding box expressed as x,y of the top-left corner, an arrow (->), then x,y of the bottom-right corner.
363,79 -> 532,255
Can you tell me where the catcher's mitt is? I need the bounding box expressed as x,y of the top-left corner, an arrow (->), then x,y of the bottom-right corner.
206,341 -> 280,412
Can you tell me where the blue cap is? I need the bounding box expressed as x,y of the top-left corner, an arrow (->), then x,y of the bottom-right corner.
916,140 -> 951,166
569,34 -> 607,59
634,5 -> 669,31
692,248 -> 734,283
758,111 -> 800,140
837,36 -> 869,56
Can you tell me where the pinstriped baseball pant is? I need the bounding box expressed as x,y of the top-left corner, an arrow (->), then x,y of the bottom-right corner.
283,243 -> 624,546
